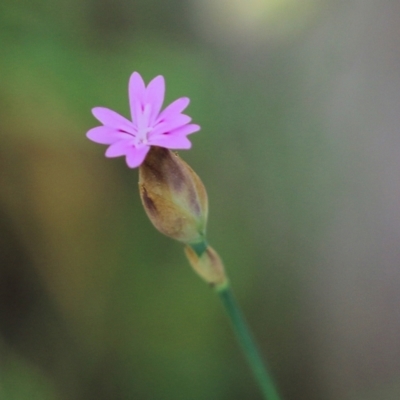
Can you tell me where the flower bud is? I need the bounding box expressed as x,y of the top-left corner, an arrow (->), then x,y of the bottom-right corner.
139,146 -> 208,244
184,245 -> 227,286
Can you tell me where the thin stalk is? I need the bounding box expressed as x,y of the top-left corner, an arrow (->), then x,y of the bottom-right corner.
216,282 -> 282,400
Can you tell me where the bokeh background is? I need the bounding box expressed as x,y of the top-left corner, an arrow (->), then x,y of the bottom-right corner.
1,1 -> 400,399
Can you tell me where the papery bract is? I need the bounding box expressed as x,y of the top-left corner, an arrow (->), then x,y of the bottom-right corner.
139,146 -> 208,244
86,72 -> 200,168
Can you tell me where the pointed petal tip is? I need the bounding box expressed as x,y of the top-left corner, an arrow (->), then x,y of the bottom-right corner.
86,128 -> 101,142
150,74 -> 165,84
174,124 -> 201,136
125,146 -> 150,168
130,71 -> 142,80
180,142 -> 192,150
175,97 -> 190,110
181,97 -> 190,105
190,124 -> 201,132
91,107 -> 103,117
129,71 -> 145,86
125,158 -> 138,168
105,140 -> 131,158
91,106 -> 109,119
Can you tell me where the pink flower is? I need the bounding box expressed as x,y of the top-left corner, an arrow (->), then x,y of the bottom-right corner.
86,72 -> 200,168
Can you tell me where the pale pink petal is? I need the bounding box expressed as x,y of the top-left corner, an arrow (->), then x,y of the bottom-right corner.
105,140 -> 132,158
169,124 -> 201,136
150,134 -> 192,149
156,97 -> 190,123
86,126 -> 134,144
125,146 -> 150,168
92,107 -> 134,132
136,104 -> 151,133
129,72 -> 146,123
145,75 -> 165,124
150,114 -> 192,137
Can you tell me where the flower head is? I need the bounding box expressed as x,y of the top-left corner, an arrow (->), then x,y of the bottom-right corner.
86,72 -> 200,168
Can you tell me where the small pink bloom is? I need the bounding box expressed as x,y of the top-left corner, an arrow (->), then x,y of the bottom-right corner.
86,72 -> 200,168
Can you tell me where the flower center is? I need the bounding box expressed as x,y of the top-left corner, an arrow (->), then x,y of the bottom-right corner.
136,127 -> 152,144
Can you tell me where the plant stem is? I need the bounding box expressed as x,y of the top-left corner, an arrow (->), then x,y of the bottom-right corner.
216,282 -> 282,400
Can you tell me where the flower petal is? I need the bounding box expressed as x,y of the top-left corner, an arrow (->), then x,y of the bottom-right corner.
169,124 -> 201,136
129,72 -> 146,123
86,126 -> 132,144
136,104 -> 151,134
150,134 -> 192,149
150,114 -> 192,137
156,97 -> 190,123
105,140 -> 132,158
92,107 -> 135,132
145,75 -> 165,125
125,146 -> 150,168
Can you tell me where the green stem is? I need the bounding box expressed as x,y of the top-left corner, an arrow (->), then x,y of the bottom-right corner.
216,282 -> 282,400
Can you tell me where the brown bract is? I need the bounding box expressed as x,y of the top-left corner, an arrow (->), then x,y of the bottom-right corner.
184,245 -> 227,286
138,147 -> 208,244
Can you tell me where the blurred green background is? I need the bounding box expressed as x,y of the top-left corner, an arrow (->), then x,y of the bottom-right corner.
1,1 -> 400,399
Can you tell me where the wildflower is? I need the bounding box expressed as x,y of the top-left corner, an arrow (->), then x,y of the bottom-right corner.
86,72 -> 200,168
139,146 -> 208,244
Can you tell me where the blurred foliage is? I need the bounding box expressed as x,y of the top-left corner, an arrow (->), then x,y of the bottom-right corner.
1,1 -> 400,400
